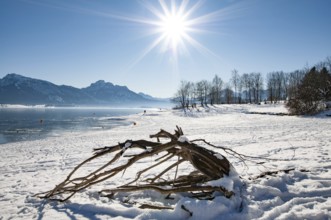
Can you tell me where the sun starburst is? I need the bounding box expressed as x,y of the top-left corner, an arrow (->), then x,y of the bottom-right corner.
118,0 -> 244,70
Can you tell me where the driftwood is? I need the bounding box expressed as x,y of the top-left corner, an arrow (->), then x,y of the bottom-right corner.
35,126 -> 234,202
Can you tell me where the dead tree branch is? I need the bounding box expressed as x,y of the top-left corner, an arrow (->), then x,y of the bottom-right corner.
35,127 -> 234,203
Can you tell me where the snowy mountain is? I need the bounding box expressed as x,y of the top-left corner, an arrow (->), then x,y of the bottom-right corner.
0,74 -> 161,106
82,80 -> 146,105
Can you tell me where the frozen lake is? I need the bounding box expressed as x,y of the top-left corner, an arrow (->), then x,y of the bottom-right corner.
0,107 -> 144,144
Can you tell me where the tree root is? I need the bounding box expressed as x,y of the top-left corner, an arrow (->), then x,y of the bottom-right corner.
35,126 -> 235,203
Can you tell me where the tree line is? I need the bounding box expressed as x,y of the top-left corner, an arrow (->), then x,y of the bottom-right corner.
173,56 -> 331,114
172,71 -> 265,109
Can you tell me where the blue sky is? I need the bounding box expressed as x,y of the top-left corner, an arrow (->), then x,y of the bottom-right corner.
1,0 -> 330,98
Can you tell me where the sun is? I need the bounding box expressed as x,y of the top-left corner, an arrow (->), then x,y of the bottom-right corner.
143,0 -> 196,57
159,11 -> 189,51
121,0 -> 241,68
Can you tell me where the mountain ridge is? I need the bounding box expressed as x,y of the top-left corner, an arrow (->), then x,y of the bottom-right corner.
0,73 -> 165,107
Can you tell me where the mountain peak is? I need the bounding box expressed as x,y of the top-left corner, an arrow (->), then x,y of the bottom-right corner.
4,73 -> 23,77
94,80 -> 106,84
88,80 -> 114,88
1,73 -> 30,86
3,73 -> 26,80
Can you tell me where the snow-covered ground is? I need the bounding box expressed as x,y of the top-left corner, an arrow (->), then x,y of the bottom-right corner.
1,104 -> 330,219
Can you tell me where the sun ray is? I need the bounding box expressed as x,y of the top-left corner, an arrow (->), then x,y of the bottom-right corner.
177,0 -> 189,17
159,0 -> 171,18
181,0 -> 205,20
186,2 -> 248,27
182,32 -> 222,60
125,34 -> 166,72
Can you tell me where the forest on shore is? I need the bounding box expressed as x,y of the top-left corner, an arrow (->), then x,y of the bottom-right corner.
173,56 -> 331,115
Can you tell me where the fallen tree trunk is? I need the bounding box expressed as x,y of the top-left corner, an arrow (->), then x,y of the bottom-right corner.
35,126 -> 234,202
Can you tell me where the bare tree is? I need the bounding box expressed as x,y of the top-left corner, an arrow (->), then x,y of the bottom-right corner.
267,72 -> 277,103
173,81 -> 191,109
201,80 -> 210,106
231,69 -> 240,103
267,71 -> 288,103
248,73 -> 255,103
283,73 -> 290,101
237,76 -> 243,104
196,81 -> 205,106
253,73 -> 263,103
241,73 -> 250,103
211,75 -> 223,104
276,72 -> 285,101
287,70 -> 305,100
187,82 -> 195,108
267,72 -> 283,103
316,56 -> 331,72
224,84 -> 233,104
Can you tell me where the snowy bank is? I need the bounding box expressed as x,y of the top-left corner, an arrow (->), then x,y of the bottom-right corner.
0,104 -> 330,219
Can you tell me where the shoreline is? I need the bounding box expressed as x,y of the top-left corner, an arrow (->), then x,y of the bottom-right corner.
0,103 -> 165,110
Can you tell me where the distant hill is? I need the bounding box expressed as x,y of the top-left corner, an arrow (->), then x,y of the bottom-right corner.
0,74 -> 167,107
138,92 -> 170,102
82,80 -> 148,105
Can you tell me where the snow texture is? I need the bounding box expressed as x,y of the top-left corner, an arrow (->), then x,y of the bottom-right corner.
1,104 -> 331,219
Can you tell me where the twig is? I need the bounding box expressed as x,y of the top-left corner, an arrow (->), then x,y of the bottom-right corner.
191,139 -> 291,163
